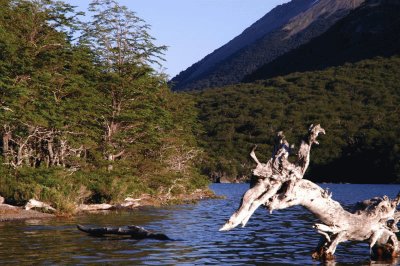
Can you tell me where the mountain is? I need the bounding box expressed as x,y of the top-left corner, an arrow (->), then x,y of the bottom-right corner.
245,0 -> 400,82
171,0 -> 364,91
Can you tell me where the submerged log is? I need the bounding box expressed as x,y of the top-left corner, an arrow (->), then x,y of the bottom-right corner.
220,125 -> 399,261
77,224 -> 171,240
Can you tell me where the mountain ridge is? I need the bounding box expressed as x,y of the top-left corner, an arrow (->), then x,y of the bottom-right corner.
171,0 -> 364,91
171,0 -> 315,90
244,0 -> 400,82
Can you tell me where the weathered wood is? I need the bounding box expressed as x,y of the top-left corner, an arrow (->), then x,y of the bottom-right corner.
268,179 -> 399,259
77,224 -> 171,240
77,197 -> 142,212
220,125 -> 325,231
220,125 -> 399,260
77,203 -> 114,211
24,199 -> 56,212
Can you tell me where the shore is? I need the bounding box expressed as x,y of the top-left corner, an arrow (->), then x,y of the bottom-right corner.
0,188 -> 217,222
0,204 -> 54,222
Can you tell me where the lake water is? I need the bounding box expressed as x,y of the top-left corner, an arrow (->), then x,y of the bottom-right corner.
0,183 -> 399,265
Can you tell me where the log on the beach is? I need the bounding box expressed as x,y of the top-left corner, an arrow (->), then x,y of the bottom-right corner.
77,203 -> 114,211
24,199 -> 56,212
77,197 -> 142,211
77,224 -> 171,240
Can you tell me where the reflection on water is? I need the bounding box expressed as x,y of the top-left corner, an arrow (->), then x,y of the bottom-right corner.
0,184 -> 399,265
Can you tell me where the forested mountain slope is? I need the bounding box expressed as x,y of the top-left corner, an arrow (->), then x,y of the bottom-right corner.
171,0 -> 364,91
245,0 -> 400,82
194,56 -> 400,183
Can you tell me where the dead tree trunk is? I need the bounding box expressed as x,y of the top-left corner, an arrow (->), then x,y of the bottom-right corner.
2,126 -> 11,164
220,125 -> 399,261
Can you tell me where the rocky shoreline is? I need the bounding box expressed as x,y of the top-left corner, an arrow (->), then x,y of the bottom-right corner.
0,204 -> 54,222
0,189 -> 217,222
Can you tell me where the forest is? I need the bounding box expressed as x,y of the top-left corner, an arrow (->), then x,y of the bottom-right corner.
0,0 -> 208,212
194,56 -> 400,184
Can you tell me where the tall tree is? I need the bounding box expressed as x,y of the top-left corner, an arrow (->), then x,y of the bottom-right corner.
81,0 -> 167,169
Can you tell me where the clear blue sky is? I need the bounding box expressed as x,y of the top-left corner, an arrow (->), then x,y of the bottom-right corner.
65,0 -> 289,78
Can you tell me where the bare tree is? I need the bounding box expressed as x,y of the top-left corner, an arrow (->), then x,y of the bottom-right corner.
220,125 -> 399,260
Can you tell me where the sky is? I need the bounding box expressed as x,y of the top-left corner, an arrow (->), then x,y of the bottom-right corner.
65,0 -> 290,78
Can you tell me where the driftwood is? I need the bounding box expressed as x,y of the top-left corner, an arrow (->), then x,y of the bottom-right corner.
220,125 -> 399,261
22,197 -> 142,214
77,224 -> 171,240
24,199 -> 56,212
77,197 -> 142,211
77,203 -> 114,211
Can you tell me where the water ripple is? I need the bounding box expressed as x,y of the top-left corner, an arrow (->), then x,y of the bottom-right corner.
0,183 -> 399,265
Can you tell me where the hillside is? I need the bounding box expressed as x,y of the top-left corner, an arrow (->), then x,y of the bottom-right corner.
194,56 -> 400,183
245,0 -> 400,82
171,0 -> 364,91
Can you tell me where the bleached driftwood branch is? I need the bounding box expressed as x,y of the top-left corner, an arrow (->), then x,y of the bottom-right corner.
269,179 -> 399,260
24,199 -> 56,212
77,197 -> 142,212
220,124 -> 325,230
23,197 -> 142,213
220,125 -> 399,260
77,203 -> 114,211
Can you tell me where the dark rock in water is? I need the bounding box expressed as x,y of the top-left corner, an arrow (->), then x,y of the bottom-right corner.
77,224 -> 171,240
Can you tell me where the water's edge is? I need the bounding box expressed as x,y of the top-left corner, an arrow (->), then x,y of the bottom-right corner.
0,183 -> 399,265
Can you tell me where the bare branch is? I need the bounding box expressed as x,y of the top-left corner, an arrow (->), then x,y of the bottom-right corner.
220,125 -> 399,261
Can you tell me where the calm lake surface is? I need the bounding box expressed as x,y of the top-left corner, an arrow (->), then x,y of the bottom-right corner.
1,183 -> 400,265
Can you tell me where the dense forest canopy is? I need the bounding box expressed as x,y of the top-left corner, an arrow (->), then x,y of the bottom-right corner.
0,0 -> 208,212
194,56 -> 400,184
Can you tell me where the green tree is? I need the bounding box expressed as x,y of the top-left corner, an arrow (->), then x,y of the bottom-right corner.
0,0 -> 91,168
81,0 -> 168,169
0,0 -> 209,211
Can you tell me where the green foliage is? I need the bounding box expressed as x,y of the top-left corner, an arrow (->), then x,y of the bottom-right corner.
194,56 -> 400,183
0,0 -> 209,212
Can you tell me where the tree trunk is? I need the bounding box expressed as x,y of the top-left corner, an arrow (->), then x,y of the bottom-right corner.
48,139 -> 55,166
220,125 -> 399,261
16,143 -> 25,167
2,130 -> 11,163
60,139 -> 67,167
